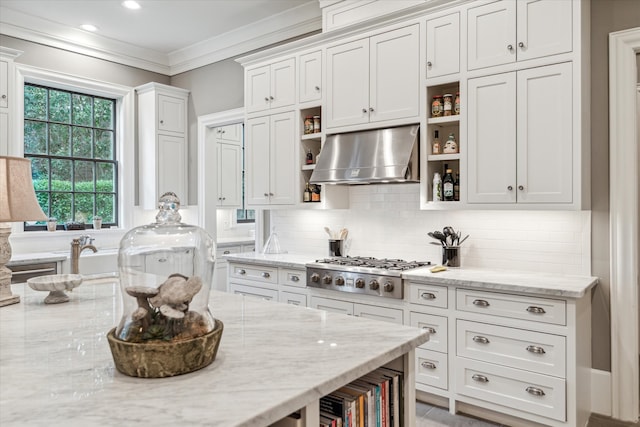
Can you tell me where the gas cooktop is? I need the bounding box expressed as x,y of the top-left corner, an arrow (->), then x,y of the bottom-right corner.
313,256 -> 431,271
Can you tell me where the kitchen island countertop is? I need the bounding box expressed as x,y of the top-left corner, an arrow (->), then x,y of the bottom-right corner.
0,278 -> 427,426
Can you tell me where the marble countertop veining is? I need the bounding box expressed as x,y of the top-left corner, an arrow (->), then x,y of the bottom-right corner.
0,279 -> 427,427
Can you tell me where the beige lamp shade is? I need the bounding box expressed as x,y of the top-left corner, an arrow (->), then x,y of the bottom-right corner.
0,156 -> 47,222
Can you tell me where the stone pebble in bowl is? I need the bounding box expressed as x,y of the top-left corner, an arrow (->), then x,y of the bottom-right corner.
27,274 -> 83,304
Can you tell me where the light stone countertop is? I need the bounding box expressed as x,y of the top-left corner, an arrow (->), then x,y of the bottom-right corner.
7,252 -> 68,266
222,253 -> 598,299
216,237 -> 255,248
0,279 -> 428,427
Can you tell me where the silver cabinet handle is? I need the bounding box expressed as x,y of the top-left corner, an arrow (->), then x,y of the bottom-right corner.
473,335 -> 490,344
421,361 -> 437,370
526,386 -> 545,396
362,108 -> 368,113
269,192 -> 274,196
518,185 -> 524,191
315,86 -> 320,91
264,192 -> 269,197
518,42 -> 525,48
369,107 -> 374,112
261,272 -> 270,278
238,269 -> 246,275
526,345 -> 546,354
1,94 -> 6,99
223,250 -> 231,254
508,185 -> 513,191
159,119 -> 164,124
526,306 -> 546,314
472,299 -> 490,307
269,96 -> 274,101
427,61 -> 432,67
420,292 -> 436,300
421,326 -> 436,334
507,44 -> 514,51
291,275 -> 300,282
472,374 -> 489,383
264,97 -> 269,102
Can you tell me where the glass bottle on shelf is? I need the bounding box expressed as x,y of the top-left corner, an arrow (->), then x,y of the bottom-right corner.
453,172 -> 460,201
432,130 -> 441,155
432,172 -> 442,202
443,133 -> 458,154
311,184 -> 321,202
443,169 -> 454,201
306,149 -> 313,165
304,182 -> 311,202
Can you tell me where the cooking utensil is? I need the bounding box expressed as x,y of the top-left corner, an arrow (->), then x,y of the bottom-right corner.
324,227 -> 333,238
458,234 -> 469,246
427,231 -> 446,246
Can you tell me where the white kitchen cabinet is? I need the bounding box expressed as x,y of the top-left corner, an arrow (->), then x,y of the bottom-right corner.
216,142 -> 241,207
279,290 -> 307,307
467,0 -> 572,71
425,12 -> 460,79
245,111 -> 296,206
298,50 -> 322,104
467,62 -> 573,204
245,57 -> 295,114
214,123 -> 242,145
0,49 -> 21,156
326,24 -> 419,129
136,82 -> 189,209
229,282 -> 278,301
0,59 -> 8,109
310,295 -> 404,324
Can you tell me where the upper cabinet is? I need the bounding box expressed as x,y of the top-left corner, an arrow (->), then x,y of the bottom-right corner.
326,24 -> 420,130
245,57 -> 296,114
298,50 -> 322,104
425,12 -> 460,79
467,0 -> 572,71
136,82 -> 189,209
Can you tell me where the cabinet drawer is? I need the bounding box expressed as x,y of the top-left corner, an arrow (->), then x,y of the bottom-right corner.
410,312 -> 448,353
455,358 -> 566,422
229,283 -> 277,301
457,320 -> 566,377
311,296 -> 353,316
279,291 -> 307,307
456,289 -> 566,325
8,262 -> 58,284
355,303 -> 403,325
230,264 -> 278,284
408,282 -> 448,308
278,268 -> 306,288
217,246 -> 242,257
416,348 -> 448,390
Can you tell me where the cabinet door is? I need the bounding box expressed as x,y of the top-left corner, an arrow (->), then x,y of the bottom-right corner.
157,134 -> 187,203
217,143 -> 242,207
0,112 -> 8,156
467,1 -> 516,71
310,296 -> 354,316
269,111 -> 296,205
516,0 -> 572,61
0,59 -> 8,108
326,38 -> 370,128
245,116 -> 271,205
246,65 -> 271,114
157,94 -> 186,133
299,50 -> 322,103
467,72 -> 516,203
270,58 -> 296,110
354,303 -> 403,324
426,13 -> 460,79
370,24 -> 420,123
216,123 -> 242,145
516,63 -> 572,203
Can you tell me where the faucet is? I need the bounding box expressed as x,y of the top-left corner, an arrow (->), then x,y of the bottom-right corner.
71,234 -> 98,274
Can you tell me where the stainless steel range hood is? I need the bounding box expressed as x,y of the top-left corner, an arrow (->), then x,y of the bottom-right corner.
309,124 -> 419,185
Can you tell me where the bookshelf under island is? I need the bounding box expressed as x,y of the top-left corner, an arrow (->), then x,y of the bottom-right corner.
0,278 -> 428,427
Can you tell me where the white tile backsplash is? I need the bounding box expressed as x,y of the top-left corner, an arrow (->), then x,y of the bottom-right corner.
270,185 -> 591,275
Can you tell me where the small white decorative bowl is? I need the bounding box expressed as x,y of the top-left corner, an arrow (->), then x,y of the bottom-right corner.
27,274 -> 83,304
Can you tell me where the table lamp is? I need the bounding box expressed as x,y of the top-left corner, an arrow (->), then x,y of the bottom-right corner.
0,156 -> 47,307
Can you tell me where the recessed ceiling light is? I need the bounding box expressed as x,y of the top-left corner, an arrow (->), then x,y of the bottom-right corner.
80,24 -> 98,32
122,1 -> 141,10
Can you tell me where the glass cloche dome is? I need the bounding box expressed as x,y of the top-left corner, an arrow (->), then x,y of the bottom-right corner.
115,192 -> 216,342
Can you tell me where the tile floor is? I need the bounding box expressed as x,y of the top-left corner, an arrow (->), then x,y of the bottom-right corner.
416,401 -> 504,427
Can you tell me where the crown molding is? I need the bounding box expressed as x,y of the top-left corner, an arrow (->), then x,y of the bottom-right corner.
0,2 -> 322,76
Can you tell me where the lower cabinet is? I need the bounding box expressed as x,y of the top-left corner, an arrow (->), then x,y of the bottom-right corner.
228,282 -> 278,301
310,295 -> 404,324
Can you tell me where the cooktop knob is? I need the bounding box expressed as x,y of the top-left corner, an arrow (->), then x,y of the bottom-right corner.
335,276 -> 345,286
355,278 -> 365,288
383,281 -> 394,292
322,274 -> 332,284
369,279 -> 379,291
310,273 -> 320,283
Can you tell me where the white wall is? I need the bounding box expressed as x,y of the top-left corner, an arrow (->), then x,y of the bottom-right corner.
270,184 -> 591,275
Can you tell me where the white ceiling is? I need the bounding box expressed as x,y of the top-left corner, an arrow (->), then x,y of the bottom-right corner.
0,0 -> 322,75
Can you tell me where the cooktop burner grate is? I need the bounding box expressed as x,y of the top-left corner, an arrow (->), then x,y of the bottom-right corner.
314,256 -> 431,271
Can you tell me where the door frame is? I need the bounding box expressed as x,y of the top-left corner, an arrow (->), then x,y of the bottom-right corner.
608,27 -> 640,423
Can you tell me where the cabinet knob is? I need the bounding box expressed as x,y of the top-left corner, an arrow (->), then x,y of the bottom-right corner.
223,250 -> 231,254
261,272 -> 270,278
421,361 -> 437,370
222,197 -> 226,201
472,335 -> 490,344
362,108 -> 368,113
315,86 -> 320,91
369,107 -> 374,112
507,185 -> 513,191
518,42 -> 525,48
472,374 -> 489,383
264,192 -> 269,197
269,96 -> 274,101
507,44 -> 514,51
238,269 -> 246,275
526,345 -> 546,354
291,275 -> 299,282
1,94 -> 6,99
525,386 -> 546,397
472,299 -> 490,307
426,61 -> 432,67
518,185 -> 524,191
160,119 -> 164,124
264,97 -> 270,102
269,192 -> 274,196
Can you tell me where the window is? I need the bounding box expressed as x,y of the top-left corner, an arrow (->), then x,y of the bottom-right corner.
23,83 -> 118,230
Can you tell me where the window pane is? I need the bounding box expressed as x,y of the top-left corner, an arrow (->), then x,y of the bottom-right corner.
94,130 -> 114,160
74,160 -> 94,192
72,94 -> 93,126
51,159 -> 72,191
74,193 -> 94,223
24,121 -> 47,154
94,98 -> 113,129
24,85 -> 47,120
72,127 -> 93,158
96,162 -> 115,192
97,193 -> 115,223
31,158 -> 50,191
35,192 -> 50,218
49,123 -> 71,156
51,192 -> 72,223
49,90 -> 71,123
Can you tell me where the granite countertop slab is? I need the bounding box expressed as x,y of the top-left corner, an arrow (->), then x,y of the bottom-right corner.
0,279 -> 427,427
7,252 -> 68,266
222,252 -> 321,269
402,267 -> 598,298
